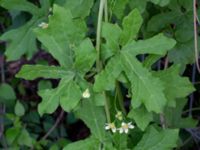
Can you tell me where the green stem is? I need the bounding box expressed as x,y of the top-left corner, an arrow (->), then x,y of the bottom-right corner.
103,92 -> 111,123
96,0 -> 111,123
116,82 -> 126,114
104,0 -> 108,22
96,0 -> 105,72
182,107 -> 200,114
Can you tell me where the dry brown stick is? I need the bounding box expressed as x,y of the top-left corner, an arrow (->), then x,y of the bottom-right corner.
41,110 -> 65,140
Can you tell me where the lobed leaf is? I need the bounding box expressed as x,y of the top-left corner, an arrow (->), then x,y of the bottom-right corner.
121,52 -> 167,113
38,76 -> 74,116
153,66 -> 195,107
134,126 -> 179,150
120,9 -> 143,45
16,65 -> 74,80
35,4 -> 87,68
76,99 -> 106,141
63,0 -> 94,18
63,137 -> 99,150
128,106 -> 153,131
122,33 -> 176,56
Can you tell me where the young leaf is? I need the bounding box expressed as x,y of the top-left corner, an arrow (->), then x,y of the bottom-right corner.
63,0 -> 94,18
16,65 -> 74,80
76,99 -> 106,141
128,106 -> 153,131
63,137 -> 99,150
60,81 -> 82,112
121,52 -> 167,113
94,55 -> 122,92
153,66 -> 195,107
74,38 -> 96,74
134,126 -> 179,150
35,4 -> 87,68
120,9 -> 143,45
38,76 -> 74,116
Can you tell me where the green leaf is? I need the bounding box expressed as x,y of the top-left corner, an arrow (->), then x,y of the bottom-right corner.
147,11 -> 181,32
35,4 -> 87,68
63,0 -> 94,18
38,76 -> 74,116
1,19 -> 38,60
60,81 -> 82,112
0,83 -> 16,100
17,128 -> 33,147
76,99 -> 106,141
16,65 -> 74,80
122,33 -> 176,56
0,0 -> 47,60
121,52 -> 167,113
101,22 -> 122,60
128,106 -> 153,131
6,127 -> 21,145
165,99 -> 198,128
149,0 -> 171,7
113,133 -> 128,150
153,66 -> 195,107
120,9 -> 143,45
143,55 -> 161,70
134,126 -> 179,150
74,38 -> 96,73
111,0 -> 129,19
94,55 -> 122,92
63,137 -> 99,150
0,0 -> 39,15
168,40 -> 195,66
38,80 -> 52,91
14,101 -> 25,117
129,0 -> 147,13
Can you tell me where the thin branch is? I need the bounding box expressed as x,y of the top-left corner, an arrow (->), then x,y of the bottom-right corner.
41,110 -> 64,140
193,0 -> 200,73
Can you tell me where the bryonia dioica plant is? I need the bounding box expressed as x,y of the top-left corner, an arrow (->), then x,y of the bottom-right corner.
0,0 -> 198,149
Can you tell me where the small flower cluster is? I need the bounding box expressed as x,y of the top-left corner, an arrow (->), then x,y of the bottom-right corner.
105,111 -> 134,134
105,121 -> 134,134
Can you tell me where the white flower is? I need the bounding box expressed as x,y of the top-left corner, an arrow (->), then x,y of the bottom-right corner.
115,111 -> 123,120
105,122 -> 117,133
118,122 -> 134,134
82,88 -> 90,98
38,22 -> 49,29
